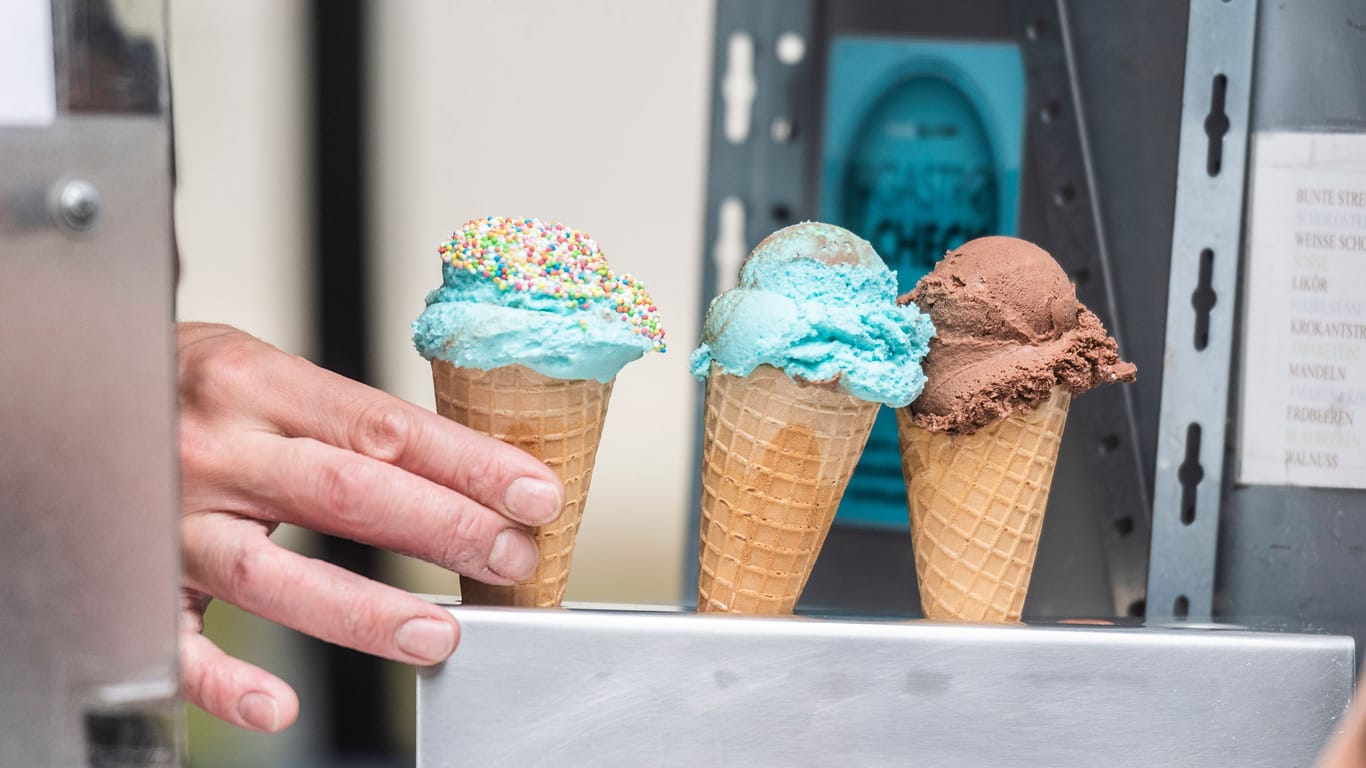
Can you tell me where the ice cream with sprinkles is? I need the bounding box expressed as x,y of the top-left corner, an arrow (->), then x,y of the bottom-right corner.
413,216 -> 666,382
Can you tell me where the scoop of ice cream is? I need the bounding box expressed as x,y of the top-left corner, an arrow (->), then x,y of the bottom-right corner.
412,216 -> 664,382
689,222 -> 934,407
901,236 -> 1136,433
744,220 -> 888,271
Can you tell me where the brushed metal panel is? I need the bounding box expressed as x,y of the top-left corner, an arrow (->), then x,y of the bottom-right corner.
419,605 -> 1352,767
1,3 -> 178,756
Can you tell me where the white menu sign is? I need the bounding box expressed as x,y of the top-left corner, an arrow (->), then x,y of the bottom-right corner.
0,0 -> 56,126
1239,132 -> 1366,488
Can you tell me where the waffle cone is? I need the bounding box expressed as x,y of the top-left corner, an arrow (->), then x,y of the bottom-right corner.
897,386 -> 1070,623
697,364 -> 879,614
431,360 -> 613,607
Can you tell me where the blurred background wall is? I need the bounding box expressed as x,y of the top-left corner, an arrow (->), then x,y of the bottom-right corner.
170,1 -> 714,764
172,1 -> 313,355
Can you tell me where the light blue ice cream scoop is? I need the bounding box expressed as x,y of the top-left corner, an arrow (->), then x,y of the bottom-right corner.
689,221 -> 933,407
413,216 -> 664,383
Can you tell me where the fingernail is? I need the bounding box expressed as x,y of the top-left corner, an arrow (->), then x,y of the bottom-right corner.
395,618 -> 457,664
503,477 -> 562,525
238,691 -> 280,732
488,528 -> 539,580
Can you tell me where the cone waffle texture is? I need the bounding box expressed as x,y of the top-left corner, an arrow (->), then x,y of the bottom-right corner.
698,364 -> 879,614
432,360 -> 613,607
897,386 -> 1070,623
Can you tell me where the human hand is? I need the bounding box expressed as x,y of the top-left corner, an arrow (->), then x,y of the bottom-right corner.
175,323 -> 564,732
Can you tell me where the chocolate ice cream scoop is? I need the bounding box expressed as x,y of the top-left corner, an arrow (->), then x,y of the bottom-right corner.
899,236 -> 1136,434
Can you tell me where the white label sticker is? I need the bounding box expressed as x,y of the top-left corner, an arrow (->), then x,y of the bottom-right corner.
0,0 -> 57,126
1238,132 -> 1366,488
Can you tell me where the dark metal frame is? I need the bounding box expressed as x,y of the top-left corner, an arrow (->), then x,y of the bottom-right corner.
309,0 -> 401,760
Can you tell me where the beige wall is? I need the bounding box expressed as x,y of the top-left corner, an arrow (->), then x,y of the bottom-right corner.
369,0 -> 715,605
171,2 -> 314,356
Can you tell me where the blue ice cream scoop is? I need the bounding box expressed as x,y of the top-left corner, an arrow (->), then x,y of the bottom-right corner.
413,216 -> 665,383
689,221 -> 933,407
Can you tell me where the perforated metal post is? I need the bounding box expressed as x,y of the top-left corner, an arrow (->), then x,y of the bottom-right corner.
1147,0 -> 1259,622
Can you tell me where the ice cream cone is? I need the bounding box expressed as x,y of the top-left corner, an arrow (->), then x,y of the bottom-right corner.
897,386 -> 1070,623
697,364 -> 879,614
432,359 -> 613,607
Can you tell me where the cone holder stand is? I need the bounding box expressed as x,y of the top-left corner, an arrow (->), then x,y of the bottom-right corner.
417,602 -> 1351,767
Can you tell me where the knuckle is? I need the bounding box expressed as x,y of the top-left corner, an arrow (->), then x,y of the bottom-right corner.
178,421 -> 220,481
179,419 -> 239,488
455,445 -> 518,499
439,509 -> 493,573
184,657 -> 220,712
318,457 -> 385,533
352,401 -> 412,464
180,335 -> 272,412
335,585 -> 387,651
226,542 -> 278,607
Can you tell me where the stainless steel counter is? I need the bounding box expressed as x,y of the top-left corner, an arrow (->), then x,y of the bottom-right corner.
417,604 -> 1354,767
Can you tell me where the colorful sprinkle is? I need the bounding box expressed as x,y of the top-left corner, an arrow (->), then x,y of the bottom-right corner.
439,216 -> 665,351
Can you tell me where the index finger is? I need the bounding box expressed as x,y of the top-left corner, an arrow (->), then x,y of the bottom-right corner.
256,351 -> 564,527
